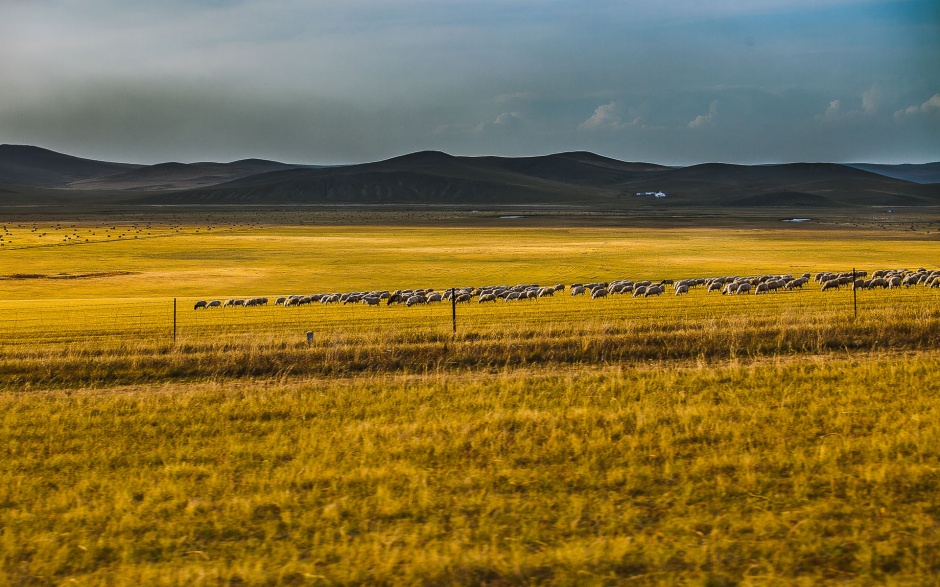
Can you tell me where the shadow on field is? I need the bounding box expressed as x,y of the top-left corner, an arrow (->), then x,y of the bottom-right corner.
3,311 -> 939,389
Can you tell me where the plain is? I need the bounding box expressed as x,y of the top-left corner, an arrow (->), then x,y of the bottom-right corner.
1,211 -> 939,585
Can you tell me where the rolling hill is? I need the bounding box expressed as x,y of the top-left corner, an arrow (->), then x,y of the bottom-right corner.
1,145 -> 938,209
848,162 -> 940,184
0,144 -> 141,188
0,145 -> 315,191
128,152 -> 940,208
66,159 -> 309,191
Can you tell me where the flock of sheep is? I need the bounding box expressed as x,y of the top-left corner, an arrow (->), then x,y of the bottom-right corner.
192,268 -> 940,310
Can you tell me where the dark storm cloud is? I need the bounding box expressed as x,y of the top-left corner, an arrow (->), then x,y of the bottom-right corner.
0,0 -> 937,164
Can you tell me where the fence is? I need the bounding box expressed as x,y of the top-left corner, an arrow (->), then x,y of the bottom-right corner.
1,283 -> 937,350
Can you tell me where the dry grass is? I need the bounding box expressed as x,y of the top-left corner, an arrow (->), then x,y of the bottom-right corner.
2,216 -> 940,584
1,284 -> 938,389
2,355 -> 939,585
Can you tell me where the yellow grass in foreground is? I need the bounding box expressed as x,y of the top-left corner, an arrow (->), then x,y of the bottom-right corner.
2,354 -> 939,585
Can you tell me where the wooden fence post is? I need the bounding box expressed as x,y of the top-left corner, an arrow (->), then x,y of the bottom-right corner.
451,287 -> 457,334
853,268 -> 857,319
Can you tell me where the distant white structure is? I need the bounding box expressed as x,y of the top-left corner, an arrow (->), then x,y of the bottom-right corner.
636,191 -> 668,198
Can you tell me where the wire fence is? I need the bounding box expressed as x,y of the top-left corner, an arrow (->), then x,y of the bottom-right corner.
1,283 -> 937,350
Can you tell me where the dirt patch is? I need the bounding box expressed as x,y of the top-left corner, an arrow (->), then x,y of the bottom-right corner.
1,271 -> 137,280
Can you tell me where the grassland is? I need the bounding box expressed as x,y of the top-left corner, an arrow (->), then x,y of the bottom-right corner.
1,211 -> 939,585
3,356 -> 940,585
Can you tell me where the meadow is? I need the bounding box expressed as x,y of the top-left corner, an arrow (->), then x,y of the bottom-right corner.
1,211 -> 939,585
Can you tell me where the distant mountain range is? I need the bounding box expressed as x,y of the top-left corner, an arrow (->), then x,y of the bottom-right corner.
846,162 -> 940,185
0,144 -> 317,191
1,144 -> 938,208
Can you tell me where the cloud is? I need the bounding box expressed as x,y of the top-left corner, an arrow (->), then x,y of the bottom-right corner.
817,86 -> 882,122
688,101 -> 718,129
894,93 -> 940,119
821,99 -> 843,121
577,102 -> 625,131
468,111 -> 523,135
1,1 -> 937,164
494,111 -> 521,125
861,85 -> 881,115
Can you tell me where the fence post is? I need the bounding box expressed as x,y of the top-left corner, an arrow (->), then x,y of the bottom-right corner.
451,287 -> 457,334
173,298 -> 177,342
852,268 -> 857,319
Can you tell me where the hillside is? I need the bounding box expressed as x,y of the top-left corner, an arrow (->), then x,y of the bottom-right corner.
0,145 -> 141,188
1,145 -> 938,209
848,162 -> 940,184
66,159 -> 309,191
128,152 -> 940,208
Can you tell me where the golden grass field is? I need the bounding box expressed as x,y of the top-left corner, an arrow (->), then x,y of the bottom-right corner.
1,212 -> 939,585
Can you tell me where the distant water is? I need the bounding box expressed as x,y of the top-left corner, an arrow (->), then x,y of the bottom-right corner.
499,215 -> 525,219
783,218 -> 811,222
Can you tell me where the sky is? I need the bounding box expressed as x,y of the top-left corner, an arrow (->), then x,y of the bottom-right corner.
1,0 -> 938,165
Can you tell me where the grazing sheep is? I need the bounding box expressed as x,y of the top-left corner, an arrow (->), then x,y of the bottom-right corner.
361,296 -> 380,306
233,299 -> 245,307
571,285 -> 586,296
644,285 -> 664,297
888,276 -> 902,289
193,300 -> 207,310
754,282 -> 769,295
222,299 -> 236,308
632,285 -> 648,298
206,300 -> 221,308
406,295 -> 427,307
734,283 -> 751,295
478,293 -> 497,303
455,293 -> 472,303
274,296 -> 287,305
591,288 -> 608,299
427,292 -> 443,303
675,284 -> 689,296
821,279 -> 841,292
707,282 -> 722,293
537,287 -> 554,298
